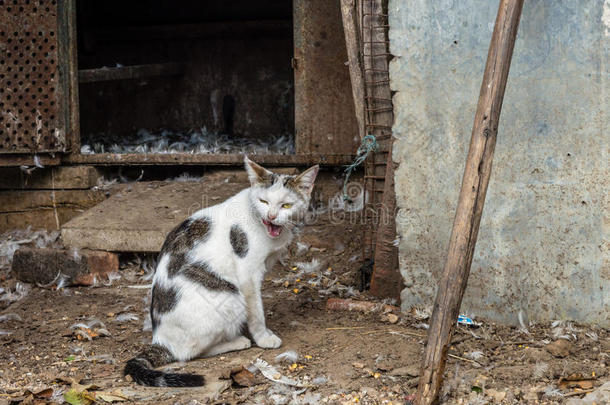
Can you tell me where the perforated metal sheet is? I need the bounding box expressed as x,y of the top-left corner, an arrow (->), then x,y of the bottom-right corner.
0,0 -> 66,153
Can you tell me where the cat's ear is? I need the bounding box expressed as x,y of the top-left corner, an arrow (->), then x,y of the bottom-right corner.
244,156 -> 274,186
292,165 -> 319,195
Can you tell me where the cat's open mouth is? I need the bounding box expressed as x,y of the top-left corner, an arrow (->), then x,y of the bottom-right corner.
262,219 -> 283,237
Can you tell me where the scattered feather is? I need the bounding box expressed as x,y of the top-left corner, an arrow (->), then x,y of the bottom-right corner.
274,350 -> 299,364
0,283 -> 31,305
465,351 -> 485,361
115,313 -> 139,323
543,386 -> 564,398
585,331 -> 599,341
69,247 -> 81,262
518,309 -> 530,334
295,242 -> 310,256
251,358 -> 309,387
33,154 -> 44,168
328,187 -> 366,212
142,313 -> 152,332
81,128 -> 295,155
55,274 -> 71,290
412,306 -> 432,320
168,172 -> 203,182
311,376 -> 328,386
533,362 -> 549,379
294,259 -> 321,274
0,313 -> 22,322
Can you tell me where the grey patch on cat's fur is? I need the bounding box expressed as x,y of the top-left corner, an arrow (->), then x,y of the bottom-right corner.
184,218 -> 212,246
160,217 -> 212,277
181,261 -> 238,293
167,252 -> 187,278
151,285 -> 179,329
230,224 -> 248,258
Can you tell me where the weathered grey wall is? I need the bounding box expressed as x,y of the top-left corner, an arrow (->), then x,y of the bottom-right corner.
389,0 -> 609,325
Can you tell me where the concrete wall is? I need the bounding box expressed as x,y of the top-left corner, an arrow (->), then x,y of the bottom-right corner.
389,0 -> 608,325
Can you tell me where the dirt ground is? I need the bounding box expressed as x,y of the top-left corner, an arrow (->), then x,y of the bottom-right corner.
0,186 -> 608,405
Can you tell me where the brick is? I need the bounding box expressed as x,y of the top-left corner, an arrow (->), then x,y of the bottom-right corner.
11,248 -> 119,287
0,166 -> 101,190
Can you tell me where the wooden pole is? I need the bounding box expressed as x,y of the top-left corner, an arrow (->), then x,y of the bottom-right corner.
370,139 -> 402,299
340,0 -> 367,139
416,1 -> 524,404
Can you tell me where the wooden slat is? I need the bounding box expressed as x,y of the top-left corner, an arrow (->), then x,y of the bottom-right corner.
63,153 -> 354,166
294,0 -> 360,155
340,0 -> 367,140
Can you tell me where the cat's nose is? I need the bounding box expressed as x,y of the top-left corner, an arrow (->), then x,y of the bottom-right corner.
268,212 -> 277,221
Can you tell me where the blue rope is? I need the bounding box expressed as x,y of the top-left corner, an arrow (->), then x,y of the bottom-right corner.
342,134 -> 378,202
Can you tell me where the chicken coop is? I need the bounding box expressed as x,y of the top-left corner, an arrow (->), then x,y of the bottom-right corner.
0,0 -> 362,167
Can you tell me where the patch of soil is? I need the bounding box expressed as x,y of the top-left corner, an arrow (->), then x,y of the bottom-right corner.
0,191 -> 608,405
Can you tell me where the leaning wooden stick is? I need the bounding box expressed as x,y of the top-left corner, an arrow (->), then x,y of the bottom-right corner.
416,1 -> 524,404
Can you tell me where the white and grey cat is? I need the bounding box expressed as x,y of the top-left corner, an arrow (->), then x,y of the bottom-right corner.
124,157 -> 319,387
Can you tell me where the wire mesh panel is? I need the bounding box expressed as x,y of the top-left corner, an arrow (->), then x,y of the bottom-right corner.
0,0 -> 68,153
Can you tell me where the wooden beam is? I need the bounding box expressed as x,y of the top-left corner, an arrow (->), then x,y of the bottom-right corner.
369,139 -> 401,299
62,152 -> 354,167
340,0 -> 366,139
78,63 -> 185,83
416,1 -> 524,404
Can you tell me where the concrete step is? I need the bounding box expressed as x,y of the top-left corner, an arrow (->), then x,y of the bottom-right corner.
61,180 -> 247,252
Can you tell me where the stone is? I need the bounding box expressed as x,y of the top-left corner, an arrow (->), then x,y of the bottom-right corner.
390,365 -> 419,377
545,339 -> 573,358
11,247 -> 118,286
387,313 -> 399,323
485,388 -> 507,403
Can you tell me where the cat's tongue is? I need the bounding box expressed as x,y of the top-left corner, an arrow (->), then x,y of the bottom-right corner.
262,219 -> 282,237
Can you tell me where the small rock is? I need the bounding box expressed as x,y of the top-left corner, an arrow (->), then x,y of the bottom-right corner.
545,339 -> 573,358
390,365 -> 419,377
523,347 -> 552,363
486,388 -> 507,403
387,314 -> 399,324
352,362 -> 365,369
229,367 -> 263,387
360,386 -> 379,398
522,389 -> 539,402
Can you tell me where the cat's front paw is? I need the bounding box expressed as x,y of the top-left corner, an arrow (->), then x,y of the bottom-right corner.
254,329 -> 282,349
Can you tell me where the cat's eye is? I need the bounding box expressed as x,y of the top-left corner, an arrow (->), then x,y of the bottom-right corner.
281,203 -> 292,209
259,199 -> 269,205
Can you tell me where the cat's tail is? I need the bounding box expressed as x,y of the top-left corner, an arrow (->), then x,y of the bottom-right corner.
124,344 -> 204,387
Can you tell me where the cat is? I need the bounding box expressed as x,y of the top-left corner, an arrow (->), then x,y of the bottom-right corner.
124,157 -> 319,387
